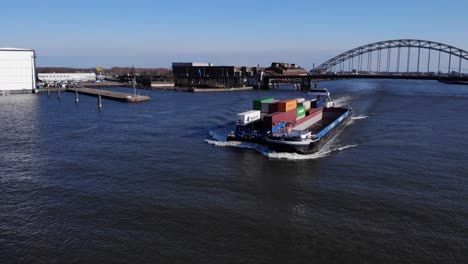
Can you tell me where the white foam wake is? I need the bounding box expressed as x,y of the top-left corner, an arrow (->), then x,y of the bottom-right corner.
352,115 -> 369,120
206,130 -> 358,161
205,139 -> 258,149
261,149 -> 329,160
333,96 -> 353,107
332,144 -> 359,151
205,129 -> 264,150
263,144 -> 358,160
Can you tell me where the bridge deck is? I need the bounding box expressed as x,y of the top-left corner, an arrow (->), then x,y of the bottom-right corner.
263,74 -> 468,81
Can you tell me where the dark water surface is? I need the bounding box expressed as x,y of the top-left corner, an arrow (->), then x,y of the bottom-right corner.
1,80 -> 467,263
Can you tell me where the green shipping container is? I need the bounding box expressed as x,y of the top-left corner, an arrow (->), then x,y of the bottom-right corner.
296,106 -> 306,117
253,98 -> 274,110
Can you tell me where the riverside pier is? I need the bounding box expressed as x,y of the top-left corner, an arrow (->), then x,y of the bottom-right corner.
67,87 -> 150,103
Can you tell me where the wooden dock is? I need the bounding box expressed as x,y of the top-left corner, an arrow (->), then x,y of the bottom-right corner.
67,87 -> 150,103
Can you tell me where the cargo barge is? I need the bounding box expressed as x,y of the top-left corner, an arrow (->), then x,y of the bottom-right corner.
227,89 -> 352,154
265,107 -> 352,153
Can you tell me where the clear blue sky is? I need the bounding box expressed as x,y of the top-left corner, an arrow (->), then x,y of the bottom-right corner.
2,0 -> 467,69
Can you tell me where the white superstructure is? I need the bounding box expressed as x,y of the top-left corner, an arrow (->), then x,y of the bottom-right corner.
0,48 -> 36,93
308,89 -> 335,108
38,72 -> 96,83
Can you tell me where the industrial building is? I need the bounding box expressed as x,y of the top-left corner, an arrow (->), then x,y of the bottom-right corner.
265,62 -> 308,76
38,72 -> 96,83
260,62 -> 311,89
172,62 -> 260,88
0,48 -> 37,94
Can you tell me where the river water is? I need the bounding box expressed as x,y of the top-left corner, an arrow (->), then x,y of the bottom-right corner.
1,80 -> 467,263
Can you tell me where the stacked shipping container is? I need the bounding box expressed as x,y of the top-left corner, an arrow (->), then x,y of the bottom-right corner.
296,106 -> 306,120
253,98 -> 274,110
260,100 -> 280,113
277,99 -> 297,112
263,109 -> 297,130
298,100 -> 311,110
261,98 -> 297,130
237,97 -> 323,132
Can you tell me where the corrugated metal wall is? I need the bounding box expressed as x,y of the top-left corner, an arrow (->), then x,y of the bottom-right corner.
0,49 -> 36,92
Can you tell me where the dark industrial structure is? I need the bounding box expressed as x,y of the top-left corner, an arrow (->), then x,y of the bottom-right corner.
174,39 -> 468,90
261,62 -> 311,89
172,62 -> 261,88
264,62 -> 308,76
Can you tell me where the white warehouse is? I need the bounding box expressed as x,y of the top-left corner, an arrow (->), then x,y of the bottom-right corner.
38,72 -> 96,83
0,48 -> 37,94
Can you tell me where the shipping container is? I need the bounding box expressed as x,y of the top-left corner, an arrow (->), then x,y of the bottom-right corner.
268,101 -> 279,113
296,98 -> 305,103
237,110 -> 261,125
296,106 -> 306,117
299,100 -> 311,110
297,105 -> 306,121
253,98 -> 274,110
277,99 -> 297,112
261,99 -> 280,113
263,109 -> 297,130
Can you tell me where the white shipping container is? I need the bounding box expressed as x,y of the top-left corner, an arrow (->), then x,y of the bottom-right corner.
300,100 -> 311,110
260,99 -> 280,113
237,110 -> 261,125
296,98 -> 305,103
0,48 -> 36,93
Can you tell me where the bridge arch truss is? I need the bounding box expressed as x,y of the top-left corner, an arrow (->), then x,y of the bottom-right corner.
313,39 -> 468,74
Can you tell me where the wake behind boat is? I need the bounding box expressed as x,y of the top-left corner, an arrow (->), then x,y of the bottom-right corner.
227,88 -> 352,154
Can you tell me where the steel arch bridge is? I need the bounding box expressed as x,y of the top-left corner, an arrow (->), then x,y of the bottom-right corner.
312,39 -> 468,74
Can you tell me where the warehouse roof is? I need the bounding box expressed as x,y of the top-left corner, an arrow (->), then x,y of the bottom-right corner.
0,48 -> 35,51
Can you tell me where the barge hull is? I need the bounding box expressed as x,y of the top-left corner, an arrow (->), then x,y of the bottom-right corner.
266,110 -> 353,154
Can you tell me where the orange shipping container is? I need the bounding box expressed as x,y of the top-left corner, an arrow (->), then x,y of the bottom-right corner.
277,99 -> 297,112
